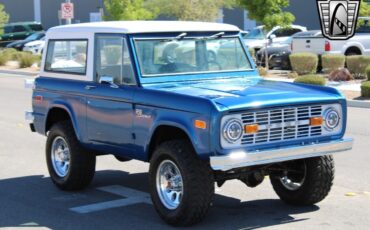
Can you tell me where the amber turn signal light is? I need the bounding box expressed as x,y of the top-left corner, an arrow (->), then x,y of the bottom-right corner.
310,117 -> 323,126
194,120 -> 207,129
244,124 -> 259,134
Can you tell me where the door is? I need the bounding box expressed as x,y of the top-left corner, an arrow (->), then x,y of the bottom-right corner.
86,35 -> 137,153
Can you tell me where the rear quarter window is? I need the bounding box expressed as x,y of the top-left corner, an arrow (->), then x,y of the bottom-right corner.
45,40 -> 88,75
13,25 -> 27,33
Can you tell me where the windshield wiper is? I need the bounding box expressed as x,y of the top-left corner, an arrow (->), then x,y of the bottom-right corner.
197,32 -> 225,41
175,32 -> 187,40
160,32 -> 188,42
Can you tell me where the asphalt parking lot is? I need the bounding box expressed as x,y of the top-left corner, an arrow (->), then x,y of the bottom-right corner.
0,73 -> 369,230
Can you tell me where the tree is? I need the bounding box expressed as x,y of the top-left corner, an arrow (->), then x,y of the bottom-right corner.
103,0 -> 158,21
359,0 -> 370,16
237,0 -> 295,30
0,3 -> 9,34
147,0 -> 235,21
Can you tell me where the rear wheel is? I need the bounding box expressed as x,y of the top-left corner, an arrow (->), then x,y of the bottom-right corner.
149,140 -> 214,226
270,156 -> 334,205
46,121 -> 96,190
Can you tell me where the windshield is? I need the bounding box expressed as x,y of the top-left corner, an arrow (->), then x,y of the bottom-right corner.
135,37 -> 251,77
26,33 -> 44,41
244,28 -> 266,39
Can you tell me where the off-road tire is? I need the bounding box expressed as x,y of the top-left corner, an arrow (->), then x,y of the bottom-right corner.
46,121 -> 96,190
270,156 -> 334,205
149,140 -> 214,226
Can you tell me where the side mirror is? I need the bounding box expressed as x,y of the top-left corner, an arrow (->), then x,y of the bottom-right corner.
99,75 -> 119,88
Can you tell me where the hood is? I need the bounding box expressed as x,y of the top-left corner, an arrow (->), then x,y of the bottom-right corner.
25,40 -> 44,47
144,78 -> 343,111
244,39 -> 267,49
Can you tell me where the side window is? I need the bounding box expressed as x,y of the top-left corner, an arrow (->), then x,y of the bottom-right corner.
45,40 -> 88,75
4,26 -> 12,34
29,24 -> 43,31
13,25 -> 27,33
95,36 -> 136,85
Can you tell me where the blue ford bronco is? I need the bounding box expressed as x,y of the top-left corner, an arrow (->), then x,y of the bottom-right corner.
26,21 -> 353,226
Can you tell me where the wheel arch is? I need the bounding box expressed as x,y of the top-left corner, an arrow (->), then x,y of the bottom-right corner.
147,123 -> 196,161
345,45 -> 363,55
45,104 -> 82,141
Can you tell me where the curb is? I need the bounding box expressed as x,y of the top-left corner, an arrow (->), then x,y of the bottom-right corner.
347,100 -> 370,109
0,69 -> 39,77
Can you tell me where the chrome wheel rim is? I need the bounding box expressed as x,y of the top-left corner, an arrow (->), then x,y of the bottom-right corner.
156,159 -> 183,210
51,136 -> 70,178
279,162 -> 307,191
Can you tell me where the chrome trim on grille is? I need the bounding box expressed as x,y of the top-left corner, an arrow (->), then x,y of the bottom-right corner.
241,105 -> 323,145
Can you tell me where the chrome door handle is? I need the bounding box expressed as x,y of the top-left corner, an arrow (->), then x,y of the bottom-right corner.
85,85 -> 96,90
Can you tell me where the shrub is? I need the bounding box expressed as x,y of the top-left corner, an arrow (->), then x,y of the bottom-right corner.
346,55 -> 370,79
0,48 -> 18,65
0,53 -> 10,66
17,52 -> 41,68
361,81 -> 370,97
257,66 -> 267,76
328,68 -> 353,81
366,66 -> 370,81
321,54 -> 345,73
294,75 -> 326,86
2,48 -> 18,57
287,71 -> 298,79
289,53 -> 318,75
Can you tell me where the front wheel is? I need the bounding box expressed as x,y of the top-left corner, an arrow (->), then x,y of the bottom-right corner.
270,156 -> 334,205
149,140 -> 214,226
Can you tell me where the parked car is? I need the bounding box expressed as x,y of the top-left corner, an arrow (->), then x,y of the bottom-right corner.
244,25 -> 306,51
26,21 -> 352,226
291,18 -> 370,56
0,22 -> 44,47
256,43 -> 292,70
23,36 -> 46,54
6,32 -> 45,50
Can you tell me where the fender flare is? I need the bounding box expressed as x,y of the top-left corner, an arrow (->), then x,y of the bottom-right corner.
45,101 -> 83,141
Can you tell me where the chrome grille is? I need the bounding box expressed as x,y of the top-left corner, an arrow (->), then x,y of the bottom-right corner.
241,105 -> 322,145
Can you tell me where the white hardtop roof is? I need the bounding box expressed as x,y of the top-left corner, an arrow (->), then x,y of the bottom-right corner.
48,21 -> 240,35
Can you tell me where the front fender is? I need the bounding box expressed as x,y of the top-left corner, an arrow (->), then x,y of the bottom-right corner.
134,105 -> 211,161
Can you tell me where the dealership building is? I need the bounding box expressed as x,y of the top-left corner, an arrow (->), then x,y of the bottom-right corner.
1,0 -> 323,31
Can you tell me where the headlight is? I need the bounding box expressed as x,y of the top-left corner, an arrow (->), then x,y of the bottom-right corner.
223,119 -> 243,143
324,108 -> 340,130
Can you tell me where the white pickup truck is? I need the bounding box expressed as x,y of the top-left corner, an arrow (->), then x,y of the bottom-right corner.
291,20 -> 370,56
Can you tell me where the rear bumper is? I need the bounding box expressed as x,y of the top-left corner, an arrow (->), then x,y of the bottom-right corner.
210,138 -> 353,171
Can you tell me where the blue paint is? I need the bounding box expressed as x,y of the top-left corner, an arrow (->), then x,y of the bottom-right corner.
32,31 -> 348,163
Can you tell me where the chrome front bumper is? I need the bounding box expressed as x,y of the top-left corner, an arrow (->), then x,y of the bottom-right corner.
210,138 -> 353,171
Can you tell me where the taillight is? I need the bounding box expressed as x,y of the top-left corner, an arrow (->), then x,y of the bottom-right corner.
325,41 -> 331,51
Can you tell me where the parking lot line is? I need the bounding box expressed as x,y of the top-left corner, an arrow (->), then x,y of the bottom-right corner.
70,185 -> 152,214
